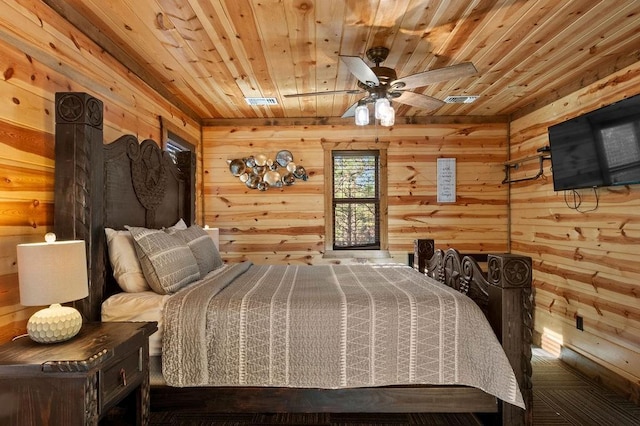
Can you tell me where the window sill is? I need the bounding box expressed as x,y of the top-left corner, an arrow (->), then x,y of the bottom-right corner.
323,250 -> 391,260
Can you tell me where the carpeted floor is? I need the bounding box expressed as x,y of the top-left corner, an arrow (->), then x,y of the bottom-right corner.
530,347 -> 639,425
147,412 -> 481,425
106,347 -> 639,425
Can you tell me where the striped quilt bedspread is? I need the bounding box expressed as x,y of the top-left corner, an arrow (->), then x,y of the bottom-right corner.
162,262 -> 524,409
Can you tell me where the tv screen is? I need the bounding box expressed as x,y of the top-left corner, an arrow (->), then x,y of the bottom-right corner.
548,94 -> 640,191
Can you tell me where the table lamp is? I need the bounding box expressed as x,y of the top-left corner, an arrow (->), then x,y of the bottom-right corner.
17,233 -> 89,343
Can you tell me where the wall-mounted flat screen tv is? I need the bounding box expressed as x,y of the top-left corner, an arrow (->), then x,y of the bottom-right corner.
548,94 -> 640,191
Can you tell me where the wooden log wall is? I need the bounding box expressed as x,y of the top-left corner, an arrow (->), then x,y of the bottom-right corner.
0,0 -> 200,344
202,120 -> 509,265
509,61 -> 640,399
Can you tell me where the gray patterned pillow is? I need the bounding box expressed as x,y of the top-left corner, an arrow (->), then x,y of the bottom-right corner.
126,226 -> 200,294
167,225 -> 224,278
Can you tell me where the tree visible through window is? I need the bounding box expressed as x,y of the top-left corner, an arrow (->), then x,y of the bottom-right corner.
332,150 -> 380,249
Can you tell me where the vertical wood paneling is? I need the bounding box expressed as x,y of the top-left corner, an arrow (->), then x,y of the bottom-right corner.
203,120 -> 508,264
0,0 -> 201,343
509,61 -> 640,387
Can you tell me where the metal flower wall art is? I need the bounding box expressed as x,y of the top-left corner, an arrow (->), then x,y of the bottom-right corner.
227,150 -> 309,191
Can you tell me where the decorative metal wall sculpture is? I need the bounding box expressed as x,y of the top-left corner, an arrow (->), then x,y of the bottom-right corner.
228,150 -> 308,191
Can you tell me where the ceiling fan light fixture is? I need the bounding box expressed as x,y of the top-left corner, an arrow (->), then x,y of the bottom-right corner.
293,47 -> 478,120
380,104 -> 395,127
374,98 -> 391,119
355,104 -> 370,126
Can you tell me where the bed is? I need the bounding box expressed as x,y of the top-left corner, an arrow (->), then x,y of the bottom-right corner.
52,92 -> 533,425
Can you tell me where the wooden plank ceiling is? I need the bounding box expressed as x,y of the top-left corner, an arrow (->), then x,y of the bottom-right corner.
44,0 -> 640,122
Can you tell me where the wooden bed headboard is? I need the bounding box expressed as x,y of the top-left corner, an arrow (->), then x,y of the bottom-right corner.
53,92 -> 195,321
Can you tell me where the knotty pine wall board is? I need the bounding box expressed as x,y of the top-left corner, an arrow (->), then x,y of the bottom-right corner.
0,0 -> 201,342
509,60 -> 640,388
203,121 -> 509,264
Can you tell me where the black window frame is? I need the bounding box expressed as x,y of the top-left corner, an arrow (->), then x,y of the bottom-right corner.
331,150 -> 381,250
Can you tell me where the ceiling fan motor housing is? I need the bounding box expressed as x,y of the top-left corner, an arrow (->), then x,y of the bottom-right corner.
357,66 -> 398,99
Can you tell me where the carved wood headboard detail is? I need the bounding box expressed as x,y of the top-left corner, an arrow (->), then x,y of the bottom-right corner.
53,92 -> 195,321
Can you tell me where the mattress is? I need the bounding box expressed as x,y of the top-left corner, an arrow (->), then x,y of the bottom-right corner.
101,291 -> 168,356
101,265 -> 232,356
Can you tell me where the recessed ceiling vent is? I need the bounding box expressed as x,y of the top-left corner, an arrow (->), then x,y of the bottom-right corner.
443,95 -> 479,104
245,97 -> 278,106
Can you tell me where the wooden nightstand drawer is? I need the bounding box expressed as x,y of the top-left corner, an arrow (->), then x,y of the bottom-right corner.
101,346 -> 144,411
0,322 -> 157,425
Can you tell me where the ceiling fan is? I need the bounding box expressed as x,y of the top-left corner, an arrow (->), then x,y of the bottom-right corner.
284,46 -> 478,119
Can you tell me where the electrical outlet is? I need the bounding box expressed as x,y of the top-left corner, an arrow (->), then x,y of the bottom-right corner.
576,315 -> 584,331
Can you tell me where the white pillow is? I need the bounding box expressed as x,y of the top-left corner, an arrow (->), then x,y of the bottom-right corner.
105,228 -> 150,292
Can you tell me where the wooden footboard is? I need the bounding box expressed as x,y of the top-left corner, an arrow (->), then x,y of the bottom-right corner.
422,243 -> 534,425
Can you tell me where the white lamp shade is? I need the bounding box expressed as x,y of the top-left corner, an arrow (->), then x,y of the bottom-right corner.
17,239 -> 89,306
374,98 -> 390,119
380,104 -> 395,126
355,104 -> 370,125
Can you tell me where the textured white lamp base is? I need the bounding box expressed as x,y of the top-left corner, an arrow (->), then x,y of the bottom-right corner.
27,303 -> 83,343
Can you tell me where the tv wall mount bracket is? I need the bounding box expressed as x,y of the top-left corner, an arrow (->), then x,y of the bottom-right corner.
502,146 -> 551,184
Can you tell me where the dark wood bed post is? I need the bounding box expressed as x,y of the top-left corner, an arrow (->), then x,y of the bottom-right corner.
421,243 -> 533,426
413,239 -> 435,272
486,253 -> 534,426
54,92 -> 105,322
53,92 -> 196,322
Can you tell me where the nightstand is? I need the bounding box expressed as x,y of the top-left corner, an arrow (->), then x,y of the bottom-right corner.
0,321 -> 157,426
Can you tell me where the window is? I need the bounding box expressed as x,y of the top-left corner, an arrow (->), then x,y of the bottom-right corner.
160,116 -> 196,165
160,117 -> 197,224
332,150 -> 380,249
165,130 -> 194,164
322,141 -> 389,257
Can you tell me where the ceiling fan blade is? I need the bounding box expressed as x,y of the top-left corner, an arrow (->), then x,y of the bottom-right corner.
284,89 -> 363,98
391,62 -> 477,90
394,91 -> 446,111
339,55 -> 380,87
341,101 -> 360,118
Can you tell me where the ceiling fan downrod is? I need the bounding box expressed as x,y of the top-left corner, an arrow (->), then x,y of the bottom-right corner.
366,46 -> 390,66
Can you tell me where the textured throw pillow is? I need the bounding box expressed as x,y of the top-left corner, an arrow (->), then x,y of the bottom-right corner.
126,226 -> 200,295
104,228 -> 150,292
164,218 -> 188,232
167,224 -> 224,278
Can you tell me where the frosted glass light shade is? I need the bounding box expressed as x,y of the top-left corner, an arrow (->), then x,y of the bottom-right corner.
380,105 -> 395,127
17,236 -> 88,343
355,104 -> 369,125
374,98 -> 390,119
